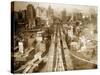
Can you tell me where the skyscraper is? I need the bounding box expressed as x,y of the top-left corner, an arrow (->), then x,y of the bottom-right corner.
27,4 -> 36,29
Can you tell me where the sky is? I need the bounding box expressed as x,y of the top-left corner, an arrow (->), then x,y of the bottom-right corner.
14,1 -> 97,14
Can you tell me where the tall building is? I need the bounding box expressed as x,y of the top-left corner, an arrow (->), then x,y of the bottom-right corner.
36,4 -> 47,20
27,4 -> 36,29
47,5 -> 54,25
36,5 -> 41,17
61,9 -> 67,24
47,5 -> 54,18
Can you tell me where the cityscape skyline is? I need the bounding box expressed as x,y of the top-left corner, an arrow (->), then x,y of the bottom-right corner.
14,1 -> 97,15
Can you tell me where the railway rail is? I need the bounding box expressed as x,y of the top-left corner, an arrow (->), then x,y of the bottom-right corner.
15,24 -> 97,73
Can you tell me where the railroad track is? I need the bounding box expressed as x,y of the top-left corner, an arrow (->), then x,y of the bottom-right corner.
46,24 -> 73,72
54,25 -> 65,71
15,24 -> 97,73
59,25 -> 73,70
